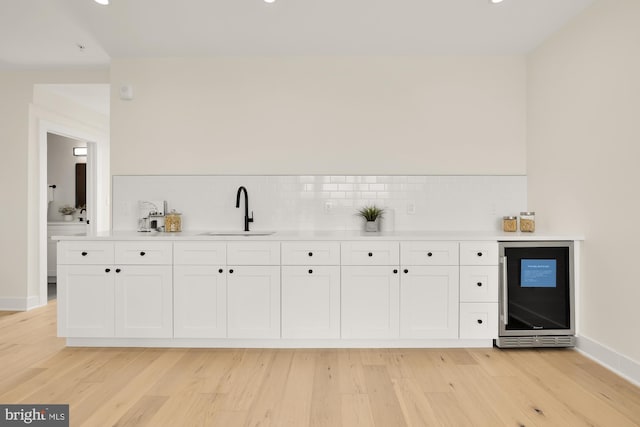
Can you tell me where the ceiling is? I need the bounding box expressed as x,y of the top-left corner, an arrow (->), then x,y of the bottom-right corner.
0,0 -> 595,69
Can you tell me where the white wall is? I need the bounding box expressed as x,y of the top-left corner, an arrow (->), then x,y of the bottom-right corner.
47,134 -> 86,222
0,69 -> 108,309
110,56 -> 527,175
528,0 -> 640,364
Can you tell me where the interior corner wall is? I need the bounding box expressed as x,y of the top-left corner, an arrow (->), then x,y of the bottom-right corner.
0,69 -> 108,309
110,56 -> 527,175
527,0 -> 640,363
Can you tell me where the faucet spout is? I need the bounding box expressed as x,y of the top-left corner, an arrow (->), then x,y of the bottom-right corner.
235,186 -> 254,232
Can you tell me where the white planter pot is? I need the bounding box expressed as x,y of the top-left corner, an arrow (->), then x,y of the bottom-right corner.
364,220 -> 379,232
63,215 -> 73,222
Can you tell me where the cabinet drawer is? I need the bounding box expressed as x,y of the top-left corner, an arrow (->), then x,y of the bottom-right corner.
57,241 -> 114,265
227,242 -> 280,265
460,241 -> 498,265
459,303 -> 498,339
114,242 -> 173,265
401,242 -> 458,266
282,242 -> 340,265
460,266 -> 499,303
341,242 -> 399,266
174,242 -> 226,265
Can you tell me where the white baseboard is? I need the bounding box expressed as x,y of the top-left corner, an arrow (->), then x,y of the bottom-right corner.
576,335 -> 640,387
0,296 -> 44,311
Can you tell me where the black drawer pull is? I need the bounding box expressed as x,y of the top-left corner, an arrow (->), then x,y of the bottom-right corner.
477,282 -> 483,287
308,269 -> 313,274
477,319 -> 484,324
308,252 -> 313,257
81,251 -> 88,256
427,252 -> 433,257
368,252 -> 373,257
393,269 -> 398,274
229,269 -> 234,274
477,252 -> 483,257
140,251 -> 146,256
404,269 -> 409,274
115,268 -> 121,273
105,268 -> 110,273
218,268 -> 223,273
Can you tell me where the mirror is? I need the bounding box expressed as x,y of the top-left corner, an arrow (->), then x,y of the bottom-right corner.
75,163 -> 86,209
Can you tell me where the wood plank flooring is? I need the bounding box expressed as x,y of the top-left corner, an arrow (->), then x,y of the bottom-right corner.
1,302 -> 639,426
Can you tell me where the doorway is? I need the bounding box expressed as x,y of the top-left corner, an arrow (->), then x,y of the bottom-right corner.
33,84 -> 110,307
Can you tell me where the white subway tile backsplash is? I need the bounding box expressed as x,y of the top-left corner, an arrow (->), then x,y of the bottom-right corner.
112,175 -> 527,232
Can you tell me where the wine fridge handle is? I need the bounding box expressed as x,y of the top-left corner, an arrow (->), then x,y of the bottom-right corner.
501,256 -> 508,325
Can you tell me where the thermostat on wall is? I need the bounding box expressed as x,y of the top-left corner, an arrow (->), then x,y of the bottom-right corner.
120,84 -> 134,100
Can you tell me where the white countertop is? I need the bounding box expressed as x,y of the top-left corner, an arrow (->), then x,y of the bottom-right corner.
48,221 -> 87,226
52,229 -> 583,241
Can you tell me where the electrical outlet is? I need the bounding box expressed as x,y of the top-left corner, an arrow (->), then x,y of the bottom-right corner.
407,201 -> 416,215
324,201 -> 333,214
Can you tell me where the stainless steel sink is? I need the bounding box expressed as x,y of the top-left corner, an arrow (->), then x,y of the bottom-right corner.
200,231 -> 275,237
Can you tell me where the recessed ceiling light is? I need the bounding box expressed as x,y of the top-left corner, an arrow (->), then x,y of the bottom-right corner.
490,0 -> 505,3
94,0 -> 109,5
264,0 -> 276,3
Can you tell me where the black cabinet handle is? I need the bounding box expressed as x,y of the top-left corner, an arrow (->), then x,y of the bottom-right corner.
477,319 -> 484,324
115,268 -> 121,273
404,269 -> 409,274
308,252 -> 313,257
308,269 -> 313,274
368,252 -> 373,257
427,252 -> 433,257
393,269 -> 398,274
140,251 -> 146,256
218,268 -> 223,274
81,251 -> 88,256
477,252 -> 483,257
105,268 -> 110,273
477,282 -> 483,287
229,269 -> 234,274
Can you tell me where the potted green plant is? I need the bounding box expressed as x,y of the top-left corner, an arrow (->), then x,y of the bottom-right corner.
357,205 -> 385,232
58,205 -> 76,222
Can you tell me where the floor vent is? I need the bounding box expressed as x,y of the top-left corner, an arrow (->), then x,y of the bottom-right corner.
496,335 -> 575,348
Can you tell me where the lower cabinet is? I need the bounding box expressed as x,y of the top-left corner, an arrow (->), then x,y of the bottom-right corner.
281,266 -> 340,339
459,303 -> 499,339
400,266 -> 459,339
227,266 -> 281,339
341,266 -> 400,339
115,265 -> 173,338
57,265 -> 115,338
174,266 -> 227,338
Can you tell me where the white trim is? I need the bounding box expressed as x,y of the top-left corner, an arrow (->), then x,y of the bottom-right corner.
31,103 -> 109,307
576,335 -> 640,387
65,338 -> 494,349
0,296 -> 42,311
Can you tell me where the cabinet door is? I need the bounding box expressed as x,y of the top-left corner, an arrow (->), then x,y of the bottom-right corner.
227,266 -> 280,339
400,266 -> 459,339
282,266 -> 340,339
57,265 -> 114,338
115,266 -> 173,338
174,266 -> 227,338
341,266 -> 400,339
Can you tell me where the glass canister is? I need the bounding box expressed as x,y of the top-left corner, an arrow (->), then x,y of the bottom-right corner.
502,216 -> 518,232
519,212 -> 535,232
165,210 -> 182,232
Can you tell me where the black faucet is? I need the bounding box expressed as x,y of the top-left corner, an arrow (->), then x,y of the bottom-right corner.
235,186 -> 254,232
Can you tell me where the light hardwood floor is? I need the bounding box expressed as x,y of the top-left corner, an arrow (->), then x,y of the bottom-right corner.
1,302 -> 639,426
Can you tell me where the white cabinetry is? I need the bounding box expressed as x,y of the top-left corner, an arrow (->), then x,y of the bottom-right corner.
400,242 -> 459,339
57,241 -> 173,339
341,242 -> 400,339
173,242 -> 227,338
281,242 -> 340,339
113,242 -> 173,338
48,223 -> 87,277
227,243 -> 281,339
459,242 -> 499,339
